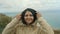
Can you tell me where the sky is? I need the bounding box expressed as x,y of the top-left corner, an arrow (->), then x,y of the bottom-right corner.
0,0 -> 60,12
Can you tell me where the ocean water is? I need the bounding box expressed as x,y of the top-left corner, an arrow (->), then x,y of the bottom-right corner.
0,11 -> 60,30
41,11 -> 60,30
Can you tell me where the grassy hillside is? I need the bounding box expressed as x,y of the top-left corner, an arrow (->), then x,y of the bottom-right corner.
54,30 -> 60,34
0,13 -> 12,34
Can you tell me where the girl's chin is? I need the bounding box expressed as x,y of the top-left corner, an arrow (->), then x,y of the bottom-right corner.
26,23 -> 31,24
27,22 -> 31,23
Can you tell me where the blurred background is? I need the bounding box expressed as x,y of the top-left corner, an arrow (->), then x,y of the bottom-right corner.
0,0 -> 60,34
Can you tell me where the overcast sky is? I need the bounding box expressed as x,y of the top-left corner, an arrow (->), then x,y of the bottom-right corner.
0,0 -> 60,12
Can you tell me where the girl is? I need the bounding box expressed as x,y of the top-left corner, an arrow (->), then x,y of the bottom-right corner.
2,8 -> 54,34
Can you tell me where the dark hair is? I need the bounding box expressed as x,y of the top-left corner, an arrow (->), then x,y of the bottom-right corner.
21,8 -> 37,25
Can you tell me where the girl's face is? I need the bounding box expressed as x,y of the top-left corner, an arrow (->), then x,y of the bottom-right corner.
24,11 -> 34,24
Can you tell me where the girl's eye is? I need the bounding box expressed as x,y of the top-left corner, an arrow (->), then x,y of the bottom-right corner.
30,15 -> 33,16
25,15 -> 28,17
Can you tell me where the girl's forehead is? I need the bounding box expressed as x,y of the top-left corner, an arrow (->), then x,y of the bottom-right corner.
25,11 -> 32,14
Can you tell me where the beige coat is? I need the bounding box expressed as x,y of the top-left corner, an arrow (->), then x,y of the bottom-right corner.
2,17 -> 54,34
